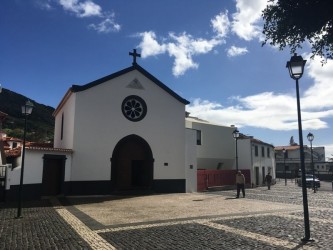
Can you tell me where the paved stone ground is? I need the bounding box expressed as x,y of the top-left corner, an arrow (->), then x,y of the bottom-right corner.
1,179 -> 333,249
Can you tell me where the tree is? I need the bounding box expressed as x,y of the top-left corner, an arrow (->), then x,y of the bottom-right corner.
262,0 -> 333,61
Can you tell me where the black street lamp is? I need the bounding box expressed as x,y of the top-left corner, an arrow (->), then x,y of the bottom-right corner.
307,132 -> 316,193
232,129 -> 240,172
283,148 -> 287,186
286,53 -> 312,242
16,100 -> 34,218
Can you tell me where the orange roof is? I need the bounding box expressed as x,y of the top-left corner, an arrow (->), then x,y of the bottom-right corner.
1,137 -> 22,142
5,148 -> 21,158
275,145 -> 300,151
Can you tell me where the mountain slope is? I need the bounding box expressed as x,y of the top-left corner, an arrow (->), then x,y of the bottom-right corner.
0,88 -> 54,142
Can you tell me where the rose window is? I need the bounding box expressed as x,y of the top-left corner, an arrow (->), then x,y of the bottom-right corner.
121,95 -> 147,122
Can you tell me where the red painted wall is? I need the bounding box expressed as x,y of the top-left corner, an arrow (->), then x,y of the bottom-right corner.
197,169 -> 251,192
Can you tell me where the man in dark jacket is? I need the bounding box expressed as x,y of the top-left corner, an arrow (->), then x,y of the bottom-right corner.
265,173 -> 272,190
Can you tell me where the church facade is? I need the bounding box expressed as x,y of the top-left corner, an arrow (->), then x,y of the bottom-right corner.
52,62 -> 196,195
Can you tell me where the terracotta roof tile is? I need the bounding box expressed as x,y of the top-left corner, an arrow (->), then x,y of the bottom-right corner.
275,145 -> 300,150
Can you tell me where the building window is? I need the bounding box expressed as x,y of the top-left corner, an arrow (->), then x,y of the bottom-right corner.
267,148 -> 270,158
121,95 -> 147,122
61,113 -> 64,140
196,130 -> 202,145
255,145 -> 258,156
282,150 -> 288,159
261,146 -> 265,157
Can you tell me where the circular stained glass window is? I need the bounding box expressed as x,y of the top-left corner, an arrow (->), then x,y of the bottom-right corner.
121,95 -> 147,122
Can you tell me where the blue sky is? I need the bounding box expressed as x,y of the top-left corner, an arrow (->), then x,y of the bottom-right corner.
1,0 -> 333,159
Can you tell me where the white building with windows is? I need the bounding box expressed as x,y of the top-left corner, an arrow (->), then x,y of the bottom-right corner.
185,115 -> 276,186
237,136 -> 276,186
185,115 -> 235,170
275,145 -> 327,178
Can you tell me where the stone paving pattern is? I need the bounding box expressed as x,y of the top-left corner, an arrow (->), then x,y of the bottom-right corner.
1,180 -> 333,249
0,200 -> 92,249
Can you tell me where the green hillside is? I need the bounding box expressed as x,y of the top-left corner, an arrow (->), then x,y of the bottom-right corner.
0,88 -> 55,142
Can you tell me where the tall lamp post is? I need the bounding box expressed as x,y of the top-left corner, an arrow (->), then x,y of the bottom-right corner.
232,129 -> 240,172
286,53 -> 311,241
283,148 -> 287,186
307,132 -> 316,193
16,100 -> 34,218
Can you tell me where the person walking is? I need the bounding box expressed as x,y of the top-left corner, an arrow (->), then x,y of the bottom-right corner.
236,170 -> 245,198
265,173 -> 272,190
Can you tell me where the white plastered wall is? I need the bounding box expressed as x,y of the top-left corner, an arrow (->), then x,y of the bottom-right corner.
54,93 -> 76,149
186,119 -> 235,170
185,128 -> 197,192
6,149 -> 72,189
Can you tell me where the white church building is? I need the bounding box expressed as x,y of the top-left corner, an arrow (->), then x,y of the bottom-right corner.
52,57 -> 195,195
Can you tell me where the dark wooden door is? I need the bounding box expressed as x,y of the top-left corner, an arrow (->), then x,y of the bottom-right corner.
111,135 -> 153,190
42,159 -> 63,196
0,165 -> 6,201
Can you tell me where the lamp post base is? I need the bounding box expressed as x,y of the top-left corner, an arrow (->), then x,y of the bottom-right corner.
301,238 -> 315,243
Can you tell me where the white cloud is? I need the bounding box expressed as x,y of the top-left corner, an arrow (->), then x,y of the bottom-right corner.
138,31 -> 223,77
211,11 -> 230,38
302,55 -> 333,110
227,45 -> 248,57
138,32 -> 167,57
59,0 -> 102,17
56,0 -> 121,33
231,0 -> 267,41
167,38 -> 199,77
35,0 -> 53,10
186,57 -> 333,131
88,12 -> 121,33
136,3 -> 268,76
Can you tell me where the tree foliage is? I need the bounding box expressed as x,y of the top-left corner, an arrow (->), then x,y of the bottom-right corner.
262,0 -> 333,60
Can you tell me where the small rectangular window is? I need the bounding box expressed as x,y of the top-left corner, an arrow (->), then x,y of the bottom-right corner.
267,148 -> 270,158
261,146 -> 265,157
196,130 -> 202,145
255,145 -> 258,156
61,113 -> 64,140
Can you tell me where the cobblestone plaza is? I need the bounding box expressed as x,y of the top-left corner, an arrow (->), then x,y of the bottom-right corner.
1,180 -> 333,249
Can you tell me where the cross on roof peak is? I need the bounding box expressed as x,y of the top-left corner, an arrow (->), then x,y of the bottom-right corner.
129,49 -> 141,65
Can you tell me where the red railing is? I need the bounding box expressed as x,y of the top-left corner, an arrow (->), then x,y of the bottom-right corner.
197,169 -> 251,192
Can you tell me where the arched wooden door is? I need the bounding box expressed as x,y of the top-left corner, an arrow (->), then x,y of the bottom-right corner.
111,135 -> 153,190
